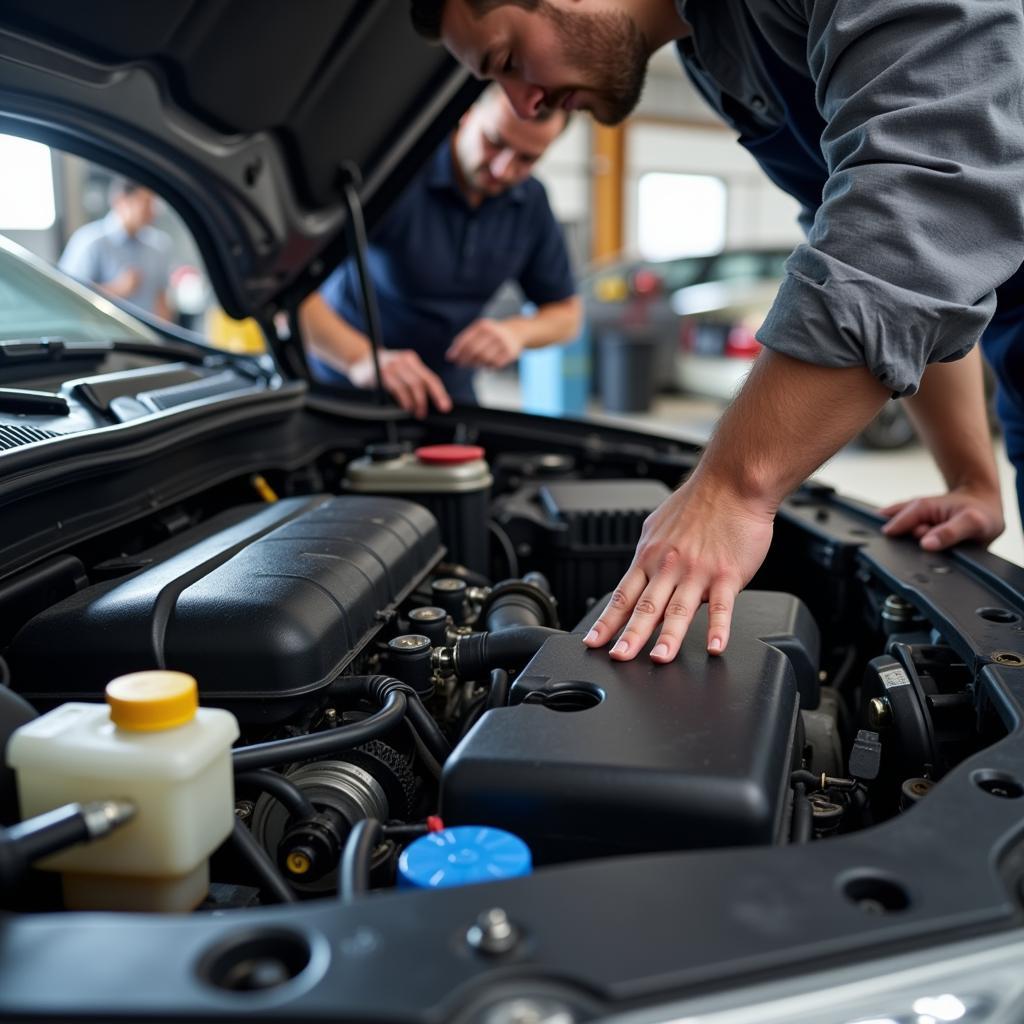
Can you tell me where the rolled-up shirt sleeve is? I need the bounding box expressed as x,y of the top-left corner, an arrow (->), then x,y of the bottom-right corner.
758,0 -> 1024,396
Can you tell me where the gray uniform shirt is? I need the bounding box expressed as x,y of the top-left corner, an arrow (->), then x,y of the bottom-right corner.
678,0 -> 1024,395
58,212 -> 172,318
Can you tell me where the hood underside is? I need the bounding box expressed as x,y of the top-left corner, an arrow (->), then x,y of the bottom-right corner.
0,1 -> 481,319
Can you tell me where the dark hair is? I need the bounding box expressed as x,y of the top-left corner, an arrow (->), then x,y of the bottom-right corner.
410,0 -> 541,42
107,176 -> 143,203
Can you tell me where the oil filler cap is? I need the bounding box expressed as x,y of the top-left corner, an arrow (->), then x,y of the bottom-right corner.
415,444 -> 485,465
397,826 -> 532,889
106,670 -> 199,732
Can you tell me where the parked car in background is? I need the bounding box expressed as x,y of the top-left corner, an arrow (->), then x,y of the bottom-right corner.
582,247 -> 790,386
584,247 -> 920,448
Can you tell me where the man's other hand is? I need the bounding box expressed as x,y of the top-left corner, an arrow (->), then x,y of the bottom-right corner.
348,349 -> 453,419
582,476 -> 776,663
880,484 -> 1005,550
103,266 -> 142,299
446,318 -> 525,368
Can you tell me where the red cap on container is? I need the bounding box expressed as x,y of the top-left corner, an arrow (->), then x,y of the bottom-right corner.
415,444 -> 485,465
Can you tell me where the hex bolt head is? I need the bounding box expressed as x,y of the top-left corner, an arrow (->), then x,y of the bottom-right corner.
467,907 -> 521,956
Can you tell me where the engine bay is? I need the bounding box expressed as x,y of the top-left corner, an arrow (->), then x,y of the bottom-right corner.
1,390 -> 1023,1018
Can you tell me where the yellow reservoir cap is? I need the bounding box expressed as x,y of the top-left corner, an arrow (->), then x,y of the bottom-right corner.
106,671 -> 199,732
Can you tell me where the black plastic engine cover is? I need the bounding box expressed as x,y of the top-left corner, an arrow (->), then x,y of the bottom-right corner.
442,591 -> 813,861
9,495 -> 442,723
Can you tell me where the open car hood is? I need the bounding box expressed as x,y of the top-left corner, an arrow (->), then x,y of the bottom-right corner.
0,0 -> 481,320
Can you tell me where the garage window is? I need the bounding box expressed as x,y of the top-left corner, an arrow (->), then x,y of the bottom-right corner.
637,173 -> 726,261
0,135 -> 55,231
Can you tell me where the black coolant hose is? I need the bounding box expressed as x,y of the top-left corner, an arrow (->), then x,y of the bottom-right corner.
791,782 -> 813,844
452,626 -> 564,680
480,573 -> 559,633
339,817 -> 383,904
233,682 -> 407,772
403,688 -> 452,763
486,668 -> 510,711
229,819 -> 297,904
235,771 -> 316,821
328,675 -> 451,765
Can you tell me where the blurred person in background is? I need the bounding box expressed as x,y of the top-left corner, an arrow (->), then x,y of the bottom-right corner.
59,177 -> 172,320
299,86 -> 582,417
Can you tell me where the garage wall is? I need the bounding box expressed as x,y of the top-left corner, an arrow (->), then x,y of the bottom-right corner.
625,121 -> 804,255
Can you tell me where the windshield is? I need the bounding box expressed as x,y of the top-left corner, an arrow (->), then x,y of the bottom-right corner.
0,234 -> 155,344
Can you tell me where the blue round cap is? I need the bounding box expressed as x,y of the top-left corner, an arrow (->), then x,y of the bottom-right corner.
398,826 -> 533,890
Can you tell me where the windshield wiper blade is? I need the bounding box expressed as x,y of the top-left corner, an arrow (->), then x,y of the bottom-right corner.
0,388 -> 70,416
0,338 -> 103,362
0,337 -> 211,365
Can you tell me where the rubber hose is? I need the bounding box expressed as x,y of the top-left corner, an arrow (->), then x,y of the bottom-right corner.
792,782 -> 813,844
339,817 -> 383,904
229,819 -> 297,904
235,770 -> 316,820
454,626 -> 563,679
326,675 -> 450,765
486,668 -> 510,710
232,690 -> 406,772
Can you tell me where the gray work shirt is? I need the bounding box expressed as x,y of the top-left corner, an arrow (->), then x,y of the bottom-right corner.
677,0 -> 1024,395
58,212 -> 173,318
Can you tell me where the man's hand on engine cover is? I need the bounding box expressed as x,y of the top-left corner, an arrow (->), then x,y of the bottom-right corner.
583,344 -> 1005,661
583,351 -> 894,661
582,473 -> 775,662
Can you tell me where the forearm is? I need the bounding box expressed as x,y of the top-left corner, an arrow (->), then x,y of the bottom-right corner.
502,295 -> 582,350
695,350 -> 890,506
298,293 -> 373,372
903,346 -> 998,493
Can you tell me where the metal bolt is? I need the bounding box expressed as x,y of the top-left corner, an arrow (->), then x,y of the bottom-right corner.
323,707 -> 338,726
467,907 -> 521,956
390,634 -> 431,651
234,799 -> 255,821
868,697 -> 893,730
882,594 -> 916,623
433,578 -> 465,593
483,999 -> 575,1024
432,646 -> 456,677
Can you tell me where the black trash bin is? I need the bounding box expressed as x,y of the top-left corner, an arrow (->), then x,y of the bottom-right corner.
597,328 -> 659,413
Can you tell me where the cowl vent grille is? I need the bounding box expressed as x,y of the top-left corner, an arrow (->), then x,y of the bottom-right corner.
0,424 -> 62,451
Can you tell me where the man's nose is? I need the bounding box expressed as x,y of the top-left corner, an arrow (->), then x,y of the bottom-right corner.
502,80 -> 546,120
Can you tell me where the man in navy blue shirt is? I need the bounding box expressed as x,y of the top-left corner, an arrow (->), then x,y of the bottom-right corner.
412,0 -> 1024,663
300,87 -> 581,417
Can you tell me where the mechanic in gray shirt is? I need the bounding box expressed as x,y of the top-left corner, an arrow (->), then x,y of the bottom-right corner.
413,0 -> 1024,662
59,177 -> 173,320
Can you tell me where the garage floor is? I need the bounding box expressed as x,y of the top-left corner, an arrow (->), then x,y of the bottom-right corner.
478,371 -> 1024,568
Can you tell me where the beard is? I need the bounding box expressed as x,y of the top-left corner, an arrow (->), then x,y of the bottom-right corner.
541,4 -> 649,125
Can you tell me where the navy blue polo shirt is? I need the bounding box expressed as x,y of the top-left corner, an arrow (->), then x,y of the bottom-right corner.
311,139 -> 576,404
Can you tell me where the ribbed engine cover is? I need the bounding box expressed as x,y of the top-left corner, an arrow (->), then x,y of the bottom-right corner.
9,495 -> 442,723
